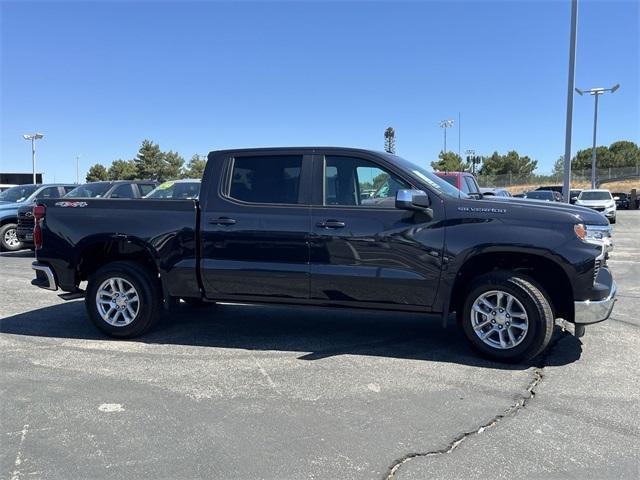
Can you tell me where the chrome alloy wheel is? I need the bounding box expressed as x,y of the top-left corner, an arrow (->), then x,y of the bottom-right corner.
95,277 -> 140,327
4,228 -> 19,248
470,290 -> 529,350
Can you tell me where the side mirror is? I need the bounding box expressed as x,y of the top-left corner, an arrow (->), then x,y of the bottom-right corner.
396,189 -> 431,211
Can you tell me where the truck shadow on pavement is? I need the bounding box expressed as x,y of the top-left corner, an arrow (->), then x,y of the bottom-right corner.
0,301 -> 583,370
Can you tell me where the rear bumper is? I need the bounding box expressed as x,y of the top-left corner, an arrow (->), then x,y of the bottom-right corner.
31,262 -> 58,291
574,281 -> 617,324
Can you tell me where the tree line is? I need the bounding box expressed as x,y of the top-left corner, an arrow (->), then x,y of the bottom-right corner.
429,140 -> 639,178
86,140 -> 206,182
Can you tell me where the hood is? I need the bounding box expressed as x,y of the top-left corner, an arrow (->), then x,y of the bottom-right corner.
480,195 -> 608,225
0,201 -> 26,211
576,199 -> 614,207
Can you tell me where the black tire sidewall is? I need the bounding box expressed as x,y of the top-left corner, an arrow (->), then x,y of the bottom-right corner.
460,274 -> 549,362
0,224 -> 22,251
86,262 -> 160,338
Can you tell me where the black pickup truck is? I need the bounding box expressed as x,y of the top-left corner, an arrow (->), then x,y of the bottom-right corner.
30,148 -> 617,362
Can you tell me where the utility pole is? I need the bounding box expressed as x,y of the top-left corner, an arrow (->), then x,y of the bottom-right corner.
575,84 -> 620,188
562,0 -> 578,203
458,112 -> 461,157
439,119 -> 454,153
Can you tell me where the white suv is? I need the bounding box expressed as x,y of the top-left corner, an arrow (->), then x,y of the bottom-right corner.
575,189 -> 617,224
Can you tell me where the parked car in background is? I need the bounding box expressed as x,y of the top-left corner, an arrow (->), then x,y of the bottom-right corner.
612,192 -> 630,210
535,185 -> 563,194
434,171 -> 482,197
0,184 -> 76,251
16,180 -> 158,249
65,180 -> 158,199
30,147 -> 616,363
0,184 -> 18,193
144,179 -> 201,199
569,189 -> 583,204
513,193 -> 525,198
524,190 -> 559,202
576,189 -> 617,223
480,187 -> 512,198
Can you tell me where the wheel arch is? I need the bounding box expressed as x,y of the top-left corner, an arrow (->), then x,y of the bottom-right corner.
448,251 -> 574,322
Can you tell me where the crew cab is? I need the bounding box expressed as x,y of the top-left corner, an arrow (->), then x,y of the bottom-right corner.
16,180 -> 158,248
29,148 -> 617,362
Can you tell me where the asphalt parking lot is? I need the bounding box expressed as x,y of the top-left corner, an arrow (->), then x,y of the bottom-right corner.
1,211 -> 638,480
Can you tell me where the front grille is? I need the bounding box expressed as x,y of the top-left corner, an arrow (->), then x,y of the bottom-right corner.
591,206 -> 605,212
593,259 -> 601,283
17,215 -> 34,230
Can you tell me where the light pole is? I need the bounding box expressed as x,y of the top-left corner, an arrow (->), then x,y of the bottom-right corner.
23,133 -> 44,184
439,119 -> 454,153
76,155 -> 81,184
575,84 -> 620,188
562,0 -> 578,203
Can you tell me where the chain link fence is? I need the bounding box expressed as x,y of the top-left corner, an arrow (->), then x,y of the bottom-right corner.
477,165 -> 640,190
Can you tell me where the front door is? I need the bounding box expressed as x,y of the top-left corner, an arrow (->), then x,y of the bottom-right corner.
200,152 -> 312,301
309,153 -> 444,309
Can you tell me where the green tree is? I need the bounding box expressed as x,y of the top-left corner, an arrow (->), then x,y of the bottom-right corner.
86,164 -> 108,182
480,151 -> 537,179
132,140 -> 185,181
552,156 -> 565,176
183,154 -> 207,179
431,151 -> 467,172
608,140 -> 639,167
161,150 -> 185,181
572,146 -> 612,171
133,140 -> 165,180
108,159 -> 139,180
384,127 -> 396,154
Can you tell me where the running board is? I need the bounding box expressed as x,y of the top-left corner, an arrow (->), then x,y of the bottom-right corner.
58,290 -> 85,301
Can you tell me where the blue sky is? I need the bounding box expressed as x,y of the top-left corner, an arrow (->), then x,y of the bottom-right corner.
1,0 -> 638,183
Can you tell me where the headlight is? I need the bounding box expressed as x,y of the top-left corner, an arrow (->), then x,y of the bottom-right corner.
575,223 -> 613,248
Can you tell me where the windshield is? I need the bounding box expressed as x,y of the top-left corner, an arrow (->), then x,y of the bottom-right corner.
579,191 -> 612,201
0,185 -> 38,203
145,181 -> 201,199
382,154 -> 468,198
66,182 -> 112,198
525,191 -> 553,200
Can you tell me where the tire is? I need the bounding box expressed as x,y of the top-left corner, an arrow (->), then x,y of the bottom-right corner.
610,215 -> 616,224
0,223 -> 23,251
459,271 -> 554,363
85,261 -> 162,338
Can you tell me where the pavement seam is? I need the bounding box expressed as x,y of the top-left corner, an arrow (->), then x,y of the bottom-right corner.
383,332 -> 564,480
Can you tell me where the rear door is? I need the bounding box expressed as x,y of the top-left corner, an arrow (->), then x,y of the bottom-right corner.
200,151 -> 312,301
309,151 -> 445,309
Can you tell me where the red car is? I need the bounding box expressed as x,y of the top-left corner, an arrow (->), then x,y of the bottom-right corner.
434,171 -> 482,197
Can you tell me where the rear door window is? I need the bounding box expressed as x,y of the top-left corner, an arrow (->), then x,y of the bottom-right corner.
110,184 -> 135,198
464,176 -> 479,194
229,155 -> 303,205
138,184 -> 156,197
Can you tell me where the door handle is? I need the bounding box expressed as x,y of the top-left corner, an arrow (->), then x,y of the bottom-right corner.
209,217 -> 237,226
317,219 -> 345,229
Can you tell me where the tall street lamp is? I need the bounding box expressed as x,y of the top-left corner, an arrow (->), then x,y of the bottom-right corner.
575,84 -> 620,188
22,133 -> 44,184
439,119 -> 454,153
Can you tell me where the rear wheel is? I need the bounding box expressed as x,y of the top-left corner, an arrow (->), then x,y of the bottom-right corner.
86,261 -> 161,338
459,271 -> 554,363
0,224 -> 22,251
610,215 -> 616,224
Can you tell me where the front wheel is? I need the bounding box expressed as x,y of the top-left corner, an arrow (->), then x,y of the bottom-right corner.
86,261 -> 162,338
459,271 -> 554,363
0,223 -> 23,251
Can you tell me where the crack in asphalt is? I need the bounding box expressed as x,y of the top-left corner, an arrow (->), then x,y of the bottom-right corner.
383,332 -> 565,480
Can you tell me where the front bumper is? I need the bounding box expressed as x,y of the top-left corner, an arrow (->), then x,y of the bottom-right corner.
31,262 -> 58,291
574,281 -> 617,324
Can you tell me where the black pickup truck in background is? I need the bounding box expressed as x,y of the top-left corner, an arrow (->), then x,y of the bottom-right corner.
30,148 -> 616,362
